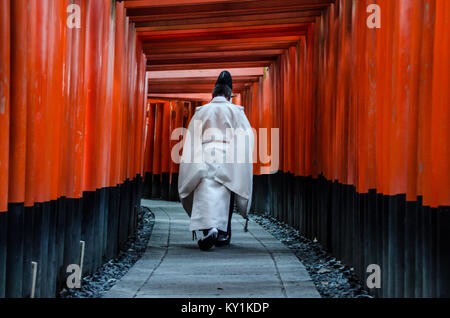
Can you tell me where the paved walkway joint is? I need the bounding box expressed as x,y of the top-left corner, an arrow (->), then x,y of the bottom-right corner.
105,200 -> 320,298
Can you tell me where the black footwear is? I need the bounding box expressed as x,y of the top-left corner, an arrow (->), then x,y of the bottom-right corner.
215,193 -> 234,247
215,230 -> 231,247
198,228 -> 218,251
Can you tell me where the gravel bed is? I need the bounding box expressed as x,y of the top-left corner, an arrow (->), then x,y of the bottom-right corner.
59,207 -> 155,298
249,213 -> 372,298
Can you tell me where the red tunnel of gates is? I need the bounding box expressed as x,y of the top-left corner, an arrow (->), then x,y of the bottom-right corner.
0,0 -> 449,298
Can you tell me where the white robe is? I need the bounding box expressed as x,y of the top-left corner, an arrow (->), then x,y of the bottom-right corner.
178,96 -> 254,231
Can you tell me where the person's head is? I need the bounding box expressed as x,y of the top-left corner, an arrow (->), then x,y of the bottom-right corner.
212,70 -> 233,101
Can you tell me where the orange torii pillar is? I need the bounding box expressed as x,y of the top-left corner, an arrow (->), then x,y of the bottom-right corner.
168,101 -> 185,201
242,0 -> 450,298
143,101 -> 155,198
0,0 -> 148,298
0,0 -> 11,298
151,102 -> 163,198
160,101 -> 172,200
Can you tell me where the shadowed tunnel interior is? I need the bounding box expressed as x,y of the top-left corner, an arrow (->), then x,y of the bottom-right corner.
0,0 -> 449,298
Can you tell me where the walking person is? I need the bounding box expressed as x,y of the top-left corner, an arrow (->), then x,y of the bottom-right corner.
178,71 -> 254,251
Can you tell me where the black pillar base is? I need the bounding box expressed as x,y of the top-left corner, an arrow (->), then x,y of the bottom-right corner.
0,210 -> 7,298
143,172 -> 153,199
169,173 -> 179,202
251,171 -> 449,298
6,203 -> 24,298
151,174 -> 161,199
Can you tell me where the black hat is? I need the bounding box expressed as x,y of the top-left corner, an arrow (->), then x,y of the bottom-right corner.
215,70 -> 232,90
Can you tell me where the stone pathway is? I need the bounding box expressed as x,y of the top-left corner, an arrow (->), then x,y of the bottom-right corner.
104,200 -> 320,298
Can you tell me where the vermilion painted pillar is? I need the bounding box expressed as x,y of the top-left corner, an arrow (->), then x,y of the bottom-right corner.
9,0 -> 27,206
110,0 -> 126,188
0,0 -> 10,299
144,102 -> 155,176
432,0 -> 450,298
0,0 -> 10,213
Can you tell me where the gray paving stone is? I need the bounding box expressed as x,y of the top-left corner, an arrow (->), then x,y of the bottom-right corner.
104,200 -> 320,298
